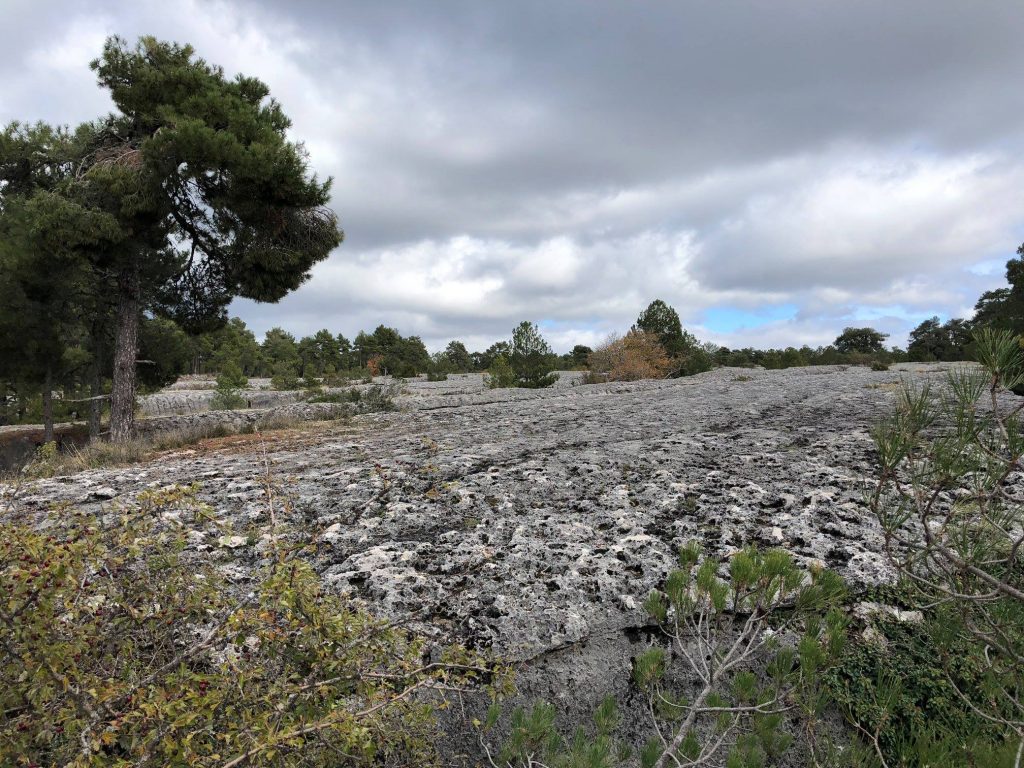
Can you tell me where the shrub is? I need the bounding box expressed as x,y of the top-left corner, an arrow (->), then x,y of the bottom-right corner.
481,696 -> 630,767
869,361 -> 889,371
216,361 -> 248,390
636,543 -> 848,768
587,330 -> 671,382
827,593 -> 1020,767
307,388 -> 362,405
270,361 -> 300,391
869,327 -> 1024,760
509,321 -> 558,389
0,486 -> 499,766
210,363 -> 249,410
487,354 -> 517,389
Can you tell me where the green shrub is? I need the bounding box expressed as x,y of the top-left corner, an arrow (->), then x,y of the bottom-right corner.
635,544 -> 848,768
208,364 -> 248,411
0,485 -> 499,767
827,597 -> 1021,767
307,388 -> 362,405
869,327 -> 1024,761
869,361 -> 889,371
216,361 -> 248,389
481,696 -> 630,768
209,382 -> 247,411
486,354 -> 517,389
270,362 -> 300,391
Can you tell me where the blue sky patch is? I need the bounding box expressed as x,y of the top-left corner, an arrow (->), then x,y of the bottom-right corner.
701,304 -> 799,333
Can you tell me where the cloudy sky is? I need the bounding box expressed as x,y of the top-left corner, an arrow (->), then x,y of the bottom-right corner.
3,1 -> 1023,352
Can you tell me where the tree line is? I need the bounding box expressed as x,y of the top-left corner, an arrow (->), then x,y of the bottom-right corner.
5,244 -> 1023,434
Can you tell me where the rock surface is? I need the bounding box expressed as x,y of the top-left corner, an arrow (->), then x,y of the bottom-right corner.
4,362 -> 1001,761
10,364 -> 972,651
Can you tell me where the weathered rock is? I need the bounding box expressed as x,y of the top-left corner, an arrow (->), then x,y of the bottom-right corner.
5,362 -> 1012,763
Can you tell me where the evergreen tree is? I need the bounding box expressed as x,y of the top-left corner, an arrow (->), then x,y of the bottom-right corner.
834,326 -> 889,354
444,340 -> 472,372
634,299 -> 695,359
973,245 -> 1024,334
907,316 -> 974,362
0,122 -> 121,441
261,328 -> 300,376
78,36 -> 342,440
509,321 -> 557,388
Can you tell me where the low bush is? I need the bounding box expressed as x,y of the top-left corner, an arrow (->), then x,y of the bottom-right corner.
826,593 -> 1021,767
865,327 -> 1024,763
481,697 -> 630,767
486,355 -> 517,389
587,330 -> 671,382
0,486 -> 501,767
209,364 -> 250,410
270,362 -> 300,391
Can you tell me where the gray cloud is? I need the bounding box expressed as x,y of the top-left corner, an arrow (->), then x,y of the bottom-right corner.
2,0 -> 1022,351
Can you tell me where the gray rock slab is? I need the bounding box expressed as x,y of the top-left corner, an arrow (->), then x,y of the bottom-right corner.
9,363 -> 985,658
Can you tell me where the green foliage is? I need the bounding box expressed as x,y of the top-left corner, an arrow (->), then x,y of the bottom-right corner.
868,327 -> 1024,760
907,316 -> 974,362
827,599 -> 1022,767
487,354 -> 518,389
209,361 -> 249,410
636,544 -> 848,768
634,299 -> 692,359
973,244 -> 1024,335
137,315 -> 191,390
509,321 -> 558,388
482,696 -> 630,768
270,361 -> 300,391
297,329 -> 345,377
443,340 -> 473,372
0,486 -> 497,766
352,325 -> 430,377
216,361 -> 249,390
307,384 -> 396,413
834,327 -> 889,354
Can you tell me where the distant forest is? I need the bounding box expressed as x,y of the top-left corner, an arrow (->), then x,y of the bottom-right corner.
2,241 -> 1021,433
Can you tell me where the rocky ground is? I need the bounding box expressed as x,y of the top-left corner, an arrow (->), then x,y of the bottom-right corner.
2,362 -> 994,762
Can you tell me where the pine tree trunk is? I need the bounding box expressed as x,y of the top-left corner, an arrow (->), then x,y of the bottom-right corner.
110,264 -> 141,443
42,365 -> 54,444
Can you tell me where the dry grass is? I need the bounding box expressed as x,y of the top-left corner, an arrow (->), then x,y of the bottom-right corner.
14,411 -> 349,479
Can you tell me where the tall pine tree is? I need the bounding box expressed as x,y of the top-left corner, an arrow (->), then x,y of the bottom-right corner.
77,36 -> 343,440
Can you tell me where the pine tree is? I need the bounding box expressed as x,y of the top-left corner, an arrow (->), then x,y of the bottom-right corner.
77,36 -> 343,440
509,321 -> 557,388
0,122 -> 121,442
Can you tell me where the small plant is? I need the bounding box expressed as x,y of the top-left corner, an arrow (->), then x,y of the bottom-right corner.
636,543 -> 848,768
869,361 -> 889,371
210,362 -> 249,410
588,330 -> 672,382
487,354 -> 517,389
480,696 -> 630,768
360,383 -> 399,412
308,388 -> 361,405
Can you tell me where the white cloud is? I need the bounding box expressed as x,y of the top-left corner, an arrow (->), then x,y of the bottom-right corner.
2,1 -> 1021,353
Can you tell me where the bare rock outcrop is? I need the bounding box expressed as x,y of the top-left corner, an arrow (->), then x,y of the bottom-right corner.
5,362 -> 999,761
